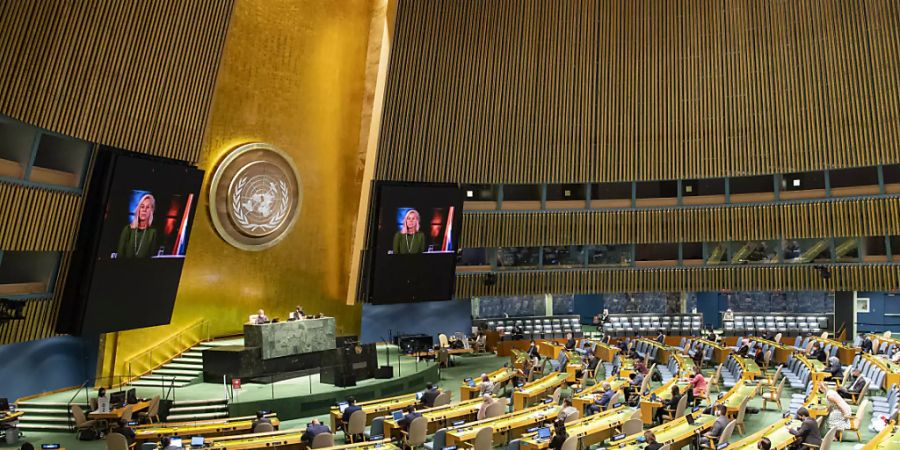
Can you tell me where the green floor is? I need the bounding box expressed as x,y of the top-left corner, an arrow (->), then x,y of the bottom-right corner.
1,354 -> 879,450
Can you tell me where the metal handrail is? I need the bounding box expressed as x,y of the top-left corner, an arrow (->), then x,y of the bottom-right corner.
122,319 -> 210,386
65,380 -> 90,430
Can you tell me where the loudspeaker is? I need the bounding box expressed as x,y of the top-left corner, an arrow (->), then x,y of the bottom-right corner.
375,366 -> 394,379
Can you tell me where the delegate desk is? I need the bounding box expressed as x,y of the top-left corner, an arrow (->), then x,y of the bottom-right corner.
382,398 -> 483,440
793,353 -> 828,384
863,353 -> 900,390
750,337 -> 792,365
564,352 -> 584,383
685,338 -> 731,365
461,368 -> 515,400
444,403 -> 560,447
513,373 -> 569,410
670,353 -> 696,378
639,378 -> 691,425
862,422 -> 900,450
206,432 -> 398,450
89,400 -> 151,431
244,317 -> 336,360
538,341 -> 567,359
731,355 -> 762,380
725,417 -> 799,450
329,394 -> 418,430
572,377 -> 630,413
518,405 -> 635,450
810,336 -> 857,366
716,381 -> 758,416
635,339 -> 674,364
134,414 -> 280,444
586,339 -> 619,362
612,412 -> 716,450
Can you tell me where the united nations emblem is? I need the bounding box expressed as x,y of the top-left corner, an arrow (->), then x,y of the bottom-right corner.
209,143 -> 302,250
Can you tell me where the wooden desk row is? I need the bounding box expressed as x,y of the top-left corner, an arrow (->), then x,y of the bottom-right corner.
861,422 -> 900,450
749,337 -> 793,365
614,411 -> 716,450
88,400 -> 151,421
518,405 -> 636,450
683,337 -> 731,365
382,398 -> 483,440
461,367 -> 515,400
861,353 -> 900,390
134,414 -> 280,443
809,336 -> 857,365
512,373 -> 570,411
329,394 -> 419,431
444,403 -> 560,447
584,339 -> 619,362
571,376 -> 630,413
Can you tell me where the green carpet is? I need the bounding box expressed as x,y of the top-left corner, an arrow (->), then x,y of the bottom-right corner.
2,354 -> 880,450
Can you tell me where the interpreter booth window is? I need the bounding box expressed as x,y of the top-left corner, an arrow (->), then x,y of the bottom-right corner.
546,184 -> 587,209
635,180 -> 678,207
704,242 -> 730,265
681,178 -> 725,206
682,242 -> 704,265
730,174 -> 775,203
496,247 -> 539,269
586,244 -> 631,267
476,295 -> 547,318
501,184 -> 541,210
542,246 -> 585,268
834,237 -> 861,263
830,166 -> 880,197
779,171 -> 826,200
729,240 -> 779,264
861,236 -> 888,262
552,295 -> 575,315
884,164 -> 900,194
456,248 -> 488,269
782,238 -> 832,263
0,251 -> 61,297
462,184 -> 499,210
591,181 -> 632,209
634,243 -> 678,267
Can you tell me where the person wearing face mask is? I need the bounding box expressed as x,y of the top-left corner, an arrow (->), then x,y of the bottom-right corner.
116,193 -> 158,258
392,209 -> 425,254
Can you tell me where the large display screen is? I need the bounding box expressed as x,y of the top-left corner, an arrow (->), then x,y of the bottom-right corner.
59,149 -> 203,335
367,183 -> 464,304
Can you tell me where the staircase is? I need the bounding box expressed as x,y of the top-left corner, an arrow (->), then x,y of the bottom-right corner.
166,398 -> 229,421
130,343 -> 210,388
15,401 -> 85,432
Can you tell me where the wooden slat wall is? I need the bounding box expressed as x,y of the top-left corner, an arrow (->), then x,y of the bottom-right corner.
377,0 -> 900,184
0,182 -> 82,251
0,0 -> 234,163
461,197 -> 900,248
0,254 -> 73,345
456,264 -> 900,297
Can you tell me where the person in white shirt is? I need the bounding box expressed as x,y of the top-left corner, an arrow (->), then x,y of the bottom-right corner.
476,394 -> 494,420
254,309 -> 270,324
478,373 -> 494,397
558,398 -> 579,422
96,387 -> 110,413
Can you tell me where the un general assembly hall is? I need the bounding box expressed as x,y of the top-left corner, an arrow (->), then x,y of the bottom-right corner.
1,0 -> 900,449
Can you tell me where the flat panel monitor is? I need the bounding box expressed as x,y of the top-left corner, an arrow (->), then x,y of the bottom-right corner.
338,402 -> 349,413
392,410 -> 403,421
109,391 -> 126,408
536,427 -> 551,440
366,182 -> 464,304
191,436 -> 204,447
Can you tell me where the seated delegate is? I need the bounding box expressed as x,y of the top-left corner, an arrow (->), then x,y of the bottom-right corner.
301,419 -> 331,444
252,309 -> 270,324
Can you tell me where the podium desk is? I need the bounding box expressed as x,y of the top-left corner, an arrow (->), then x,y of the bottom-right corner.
512,373 -> 569,411
328,393 -> 418,430
518,405 -> 634,450
244,317 -> 336,360
444,403 -> 560,447
383,398 -> 482,440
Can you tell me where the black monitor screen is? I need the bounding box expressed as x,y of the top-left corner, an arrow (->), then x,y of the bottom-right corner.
59,148 -> 203,335
367,183 -> 463,304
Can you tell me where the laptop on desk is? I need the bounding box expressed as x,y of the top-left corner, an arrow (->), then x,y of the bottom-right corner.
338,402 -> 349,413
392,411 -> 404,421
536,427 -> 551,441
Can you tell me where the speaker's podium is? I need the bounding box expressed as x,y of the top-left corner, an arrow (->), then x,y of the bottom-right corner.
319,342 -> 378,387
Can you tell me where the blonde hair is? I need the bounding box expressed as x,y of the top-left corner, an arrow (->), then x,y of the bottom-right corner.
401,209 -> 420,234
130,194 -> 155,229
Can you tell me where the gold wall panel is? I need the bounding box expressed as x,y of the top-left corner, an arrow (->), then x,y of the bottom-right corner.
0,0 -> 233,163
461,197 -> 900,248
104,0 -> 380,376
0,182 -> 82,251
456,264 -> 900,297
376,0 -> 900,184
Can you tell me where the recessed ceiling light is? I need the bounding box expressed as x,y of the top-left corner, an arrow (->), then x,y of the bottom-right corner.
792,179 -> 801,187
466,190 -> 474,198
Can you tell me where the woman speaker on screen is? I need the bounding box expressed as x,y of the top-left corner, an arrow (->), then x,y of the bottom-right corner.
392,208 -> 425,254
115,193 -> 159,259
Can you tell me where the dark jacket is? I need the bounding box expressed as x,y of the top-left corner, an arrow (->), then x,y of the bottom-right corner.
565,339 -> 576,350
421,388 -> 440,407
789,418 -> 822,446
302,423 -> 332,443
549,433 -> 568,450
737,345 -> 750,357
861,338 -> 873,353
342,405 -> 362,423
252,416 -> 272,432
810,349 -> 826,363
644,442 -> 664,450
118,426 -> 136,444
707,415 -> 729,438
398,412 -> 422,431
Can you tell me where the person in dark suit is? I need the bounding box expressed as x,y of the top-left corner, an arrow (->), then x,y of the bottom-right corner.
808,343 -> 826,363
584,353 -> 600,378
548,420 -> 568,450
301,419 -> 331,444
160,437 -> 180,450
115,419 -> 136,445
397,405 -> 422,431
737,339 -> 751,357
643,430 -> 664,450
824,357 -> 843,381
252,411 -> 272,432
861,334 -> 873,354
787,408 -> 822,449
656,330 -> 666,344
420,383 -> 440,407
528,340 -> 540,358
699,405 -> 729,447
654,385 -> 683,424
565,333 -> 576,350
838,369 -> 867,399
340,397 -> 362,433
